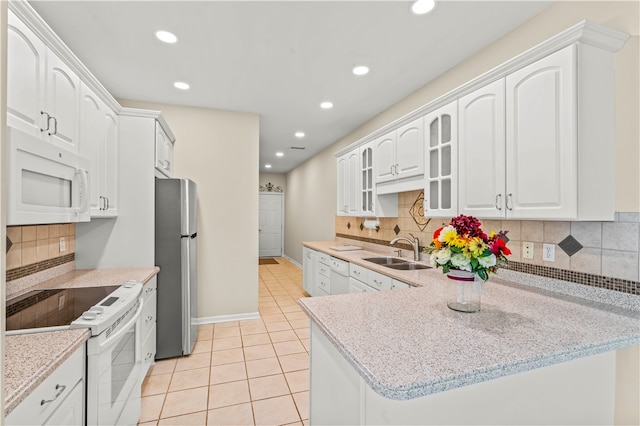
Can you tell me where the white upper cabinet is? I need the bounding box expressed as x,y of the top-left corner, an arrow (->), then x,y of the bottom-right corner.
358,141 -> 398,217
458,79 -> 506,218
337,149 -> 359,216
395,118 -> 425,180
80,82 -> 119,217
505,45 -> 576,219
373,131 -> 396,184
155,121 -> 175,177
7,11 -> 80,153
424,101 -> 458,218
375,117 -> 425,194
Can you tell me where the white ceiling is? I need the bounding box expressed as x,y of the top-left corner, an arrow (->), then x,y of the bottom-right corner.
29,0 -> 553,174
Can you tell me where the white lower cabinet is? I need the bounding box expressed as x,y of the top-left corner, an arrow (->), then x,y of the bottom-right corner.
139,277 -> 157,378
303,247 -> 318,296
6,345 -> 85,426
349,262 -> 412,293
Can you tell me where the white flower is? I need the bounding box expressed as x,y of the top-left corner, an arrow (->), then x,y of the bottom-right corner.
451,253 -> 471,269
478,253 -> 497,268
438,225 -> 456,243
434,248 -> 452,265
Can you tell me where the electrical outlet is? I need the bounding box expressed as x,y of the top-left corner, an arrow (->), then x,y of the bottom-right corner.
59,237 -> 66,252
522,241 -> 534,259
543,243 -> 555,262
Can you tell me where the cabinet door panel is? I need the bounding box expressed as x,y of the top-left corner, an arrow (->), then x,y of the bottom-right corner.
373,132 -> 396,184
7,12 -> 46,137
46,54 -> 80,152
506,45 -> 576,219
80,87 -> 104,215
346,151 -> 359,216
336,154 -> 347,215
103,109 -> 119,214
424,101 -> 458,217
396,118 -> 424,179
459,79 -> 506,218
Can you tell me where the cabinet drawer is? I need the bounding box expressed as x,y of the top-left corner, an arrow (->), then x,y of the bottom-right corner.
349,277 -> 377,293
318,252 -> 331,266
350,263 -> 369,282
140,291 -> 156,341
141,324 -> 156,376
7,345 -> 84,425
329,257 -> 349,275
391,279 -> 411,290
368,270 -> 393,291
317,262 -> 331,278
317,274 -> 331,295
142,278 -> 157,302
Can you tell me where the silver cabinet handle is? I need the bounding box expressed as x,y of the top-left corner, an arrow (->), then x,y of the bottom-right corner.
495,194 -> 502,211
48,116 -> 58,136
506,193 -> 513,211
41,384 -> 66,406
105,197 -> 110,210
100,196 -> 105,211
40,111 -> 51,132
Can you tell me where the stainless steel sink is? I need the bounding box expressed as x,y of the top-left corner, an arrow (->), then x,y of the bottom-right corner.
385,263 -> 431,270
363,257 -> 408,265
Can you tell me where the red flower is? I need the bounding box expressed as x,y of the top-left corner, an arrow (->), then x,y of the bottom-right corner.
490,238 -> 511,256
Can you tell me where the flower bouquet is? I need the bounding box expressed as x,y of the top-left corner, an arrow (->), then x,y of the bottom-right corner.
426,214 -> 511,282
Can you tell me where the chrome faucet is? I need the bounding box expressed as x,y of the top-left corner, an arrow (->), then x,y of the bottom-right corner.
390,233 -> 420,261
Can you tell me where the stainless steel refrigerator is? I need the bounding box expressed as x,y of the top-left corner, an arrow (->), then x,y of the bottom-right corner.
155,178 -> 198,359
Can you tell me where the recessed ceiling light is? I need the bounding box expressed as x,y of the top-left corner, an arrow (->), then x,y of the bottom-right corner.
411,0 -> 436,15
265,164 -> 272,169
155,30 -> 177,44
276,152 -> 284,157
352,65 -> 370,76
295,132 -> 305,138
320,101 -> 334,109
174,81 -> 190,90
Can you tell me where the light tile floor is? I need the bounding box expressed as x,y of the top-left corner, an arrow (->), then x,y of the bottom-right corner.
139,258 -> 310,426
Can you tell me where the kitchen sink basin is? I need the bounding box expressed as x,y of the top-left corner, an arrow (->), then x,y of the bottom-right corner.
363,257 -> 408,265
385,263 -> 431,270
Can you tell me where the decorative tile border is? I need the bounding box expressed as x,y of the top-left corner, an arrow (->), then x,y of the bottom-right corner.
335,233 -> 640,296
6,253 -> 75,282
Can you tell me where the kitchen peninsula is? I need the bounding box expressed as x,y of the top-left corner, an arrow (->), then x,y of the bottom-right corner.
299,241 -> 640,425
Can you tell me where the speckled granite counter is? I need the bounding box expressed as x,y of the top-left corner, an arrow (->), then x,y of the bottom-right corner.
29,266 -> 160,291
300,241 -> 640,400
4,266 -> 160,416
5,329 -> 90,415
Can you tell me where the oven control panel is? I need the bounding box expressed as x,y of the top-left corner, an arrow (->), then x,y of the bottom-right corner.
70,281 -> 142,335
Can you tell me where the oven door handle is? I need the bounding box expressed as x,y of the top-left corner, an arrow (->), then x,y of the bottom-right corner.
98,298 -> 144,351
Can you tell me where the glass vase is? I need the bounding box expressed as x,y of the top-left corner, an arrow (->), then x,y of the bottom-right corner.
446,269 -> 483,313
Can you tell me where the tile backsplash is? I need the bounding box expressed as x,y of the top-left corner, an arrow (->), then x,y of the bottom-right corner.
6,224 -> 76,273
336,190 -> 640,293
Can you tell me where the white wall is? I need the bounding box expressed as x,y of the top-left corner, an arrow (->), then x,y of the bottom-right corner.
284,0 -> 640,265
119,99 -> 260,319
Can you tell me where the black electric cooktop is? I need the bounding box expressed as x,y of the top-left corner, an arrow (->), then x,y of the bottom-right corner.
6,285 -> 119,331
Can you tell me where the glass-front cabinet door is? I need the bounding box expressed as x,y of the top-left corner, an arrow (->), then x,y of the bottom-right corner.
360,143 -> 374,216
424,100 -> 458,218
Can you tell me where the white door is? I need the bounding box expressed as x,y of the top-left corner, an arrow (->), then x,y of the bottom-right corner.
259,193 -> 283,258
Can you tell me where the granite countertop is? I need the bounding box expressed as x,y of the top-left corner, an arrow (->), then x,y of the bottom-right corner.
5,329 -> 91,415
30,266 -> 160,291
4,266 -> 160,416
299,241 -> 640,401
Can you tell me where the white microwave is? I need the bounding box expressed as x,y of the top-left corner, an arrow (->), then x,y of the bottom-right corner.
7,127 -> 90,225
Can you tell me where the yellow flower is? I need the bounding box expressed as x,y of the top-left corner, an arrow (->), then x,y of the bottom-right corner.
468,237 -> 485,257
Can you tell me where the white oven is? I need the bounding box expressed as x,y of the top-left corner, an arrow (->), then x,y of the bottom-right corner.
70,282 -> 144,426
7,127 -> 90,225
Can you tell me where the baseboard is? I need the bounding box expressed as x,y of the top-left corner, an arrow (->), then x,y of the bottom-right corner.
195,311 -> 260,325
284,254 -> 302,269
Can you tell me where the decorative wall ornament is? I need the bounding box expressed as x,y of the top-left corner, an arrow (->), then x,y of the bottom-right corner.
410,191 -> 431,231
259,182 -> 283,192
